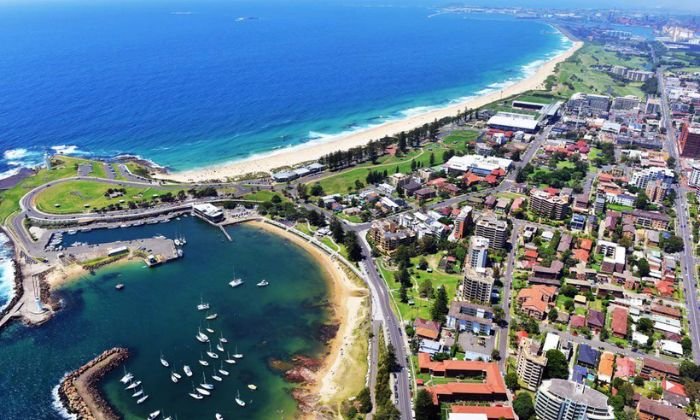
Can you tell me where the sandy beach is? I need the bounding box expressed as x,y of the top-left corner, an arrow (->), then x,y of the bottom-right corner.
248,221 -> 369,408
160,40 -> 582,182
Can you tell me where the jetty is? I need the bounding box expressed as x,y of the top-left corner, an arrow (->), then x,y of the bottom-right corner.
58,347 -> 129,420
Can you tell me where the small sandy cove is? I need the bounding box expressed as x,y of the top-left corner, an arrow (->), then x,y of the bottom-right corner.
249,221 -> 368,404
161,41 -> 582,182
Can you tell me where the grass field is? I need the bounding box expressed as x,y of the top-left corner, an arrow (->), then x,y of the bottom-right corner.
34,180 -> 172,214
0,156 -> 106,223
315,131 -> 478,195
240,190 -> 284,202
553,44 -> 648,98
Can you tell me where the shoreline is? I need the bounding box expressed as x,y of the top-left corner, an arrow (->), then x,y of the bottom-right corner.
159,39 -> 582,182
247,220 -> 369,415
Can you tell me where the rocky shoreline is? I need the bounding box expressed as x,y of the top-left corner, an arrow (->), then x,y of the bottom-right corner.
58,347 -> 129,420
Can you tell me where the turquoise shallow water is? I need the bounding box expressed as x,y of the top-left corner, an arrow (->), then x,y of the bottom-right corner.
0,219 -> 332,419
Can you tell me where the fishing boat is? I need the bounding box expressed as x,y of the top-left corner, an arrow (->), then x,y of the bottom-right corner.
206,312 -> 218,320
256,279 -> 269,287
233,346 -> 243,359
201,372 -> 214,390
197,297 -> 210,311
218,362 -> 229,376
183,365 -> 193,377
219,332 -> 228,344
160,352 -> 169,367
235,390 -> 246,407
119,370 -> 133,384
126,380 -> 141,390
206,343 -> 219,359
147,410 -> 161,420
196,387 -> 210,396
132,388 -> 144,398
224,352 -> 236,364
136,395 -> 149,404
216,342 -> 225,352
247,384 -> 257,390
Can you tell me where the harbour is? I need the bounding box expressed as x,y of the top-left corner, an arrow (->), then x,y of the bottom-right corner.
0,218 -> 335,419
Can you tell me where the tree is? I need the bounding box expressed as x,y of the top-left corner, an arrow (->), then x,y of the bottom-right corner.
330,218 -> 345,243
661,235 -> 684,253
356,387 -> 372,413
637,317 -> 653,334
310,183 -> 324,196
560,284 -> 577,298
418,278 -> 434,298
491,349 -> 501,361
429,152 -> 435,167
634,192 -> 650,210
544,350 -> 569,379
399,283 -> 408,303
683,336 -> 693,356
636,258 -> 650,277
414,389 -> 438,420
505,372 -> 520,391
395,267 -> 410,286
513,392 -> 535,420
548,308 -> 559,323
430,286 -> 449,321
344,233 -> 363,262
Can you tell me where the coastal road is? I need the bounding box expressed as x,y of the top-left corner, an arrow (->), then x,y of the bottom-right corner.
357,230 -> 413,419
658,68 -> 700,363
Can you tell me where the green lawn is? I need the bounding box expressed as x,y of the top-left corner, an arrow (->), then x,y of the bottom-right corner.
91,162 -> 107,178
34,179 -> 172,214
241,190 -> 284,202
556,160 -> 576,170
606,203 -> 634,212
553,44 -> 649,98
442,130 -> 479,153
0,156 -> 103,223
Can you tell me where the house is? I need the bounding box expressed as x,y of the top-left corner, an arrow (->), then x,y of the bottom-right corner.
611,307 -> 629,338
615,357 -> 636,379
637,397 -> 686,420
659,340 -> 683,357
414,188 -> 436,201
577,344 -> 600,369
572,365 -> 589,384
415,318 -> 442,341
597,352 -> 615,383
651,305 -> 682,320
570,315 -> 587,329
529,261 -> 564,286
516,285 -> 557,320
587,310 -> 606,333
424,361 -> 508,404
661,379 -> 690,407
640,358 -> 680,382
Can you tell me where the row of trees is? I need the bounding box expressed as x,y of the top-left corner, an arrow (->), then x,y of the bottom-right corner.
374,333 -> 400,420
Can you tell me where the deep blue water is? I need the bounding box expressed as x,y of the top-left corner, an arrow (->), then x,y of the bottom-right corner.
0,0 -> 569,176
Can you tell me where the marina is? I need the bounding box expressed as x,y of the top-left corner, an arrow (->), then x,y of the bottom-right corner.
0,218 -> 331,419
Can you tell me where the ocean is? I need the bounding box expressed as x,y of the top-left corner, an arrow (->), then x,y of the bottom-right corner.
0,0 -> 570,177
0,219 -> 333,419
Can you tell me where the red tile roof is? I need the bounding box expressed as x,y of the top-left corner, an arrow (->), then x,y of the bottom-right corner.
579,238 -> 593,251
611,307 -> 628,336
662,379 -> 687,397
451,405 -> 515,420
637,397 -> 686,419
615,357 -> 636,379
570,315 -> 587,328
572,249 -> 590,263
419,355 -> 506,404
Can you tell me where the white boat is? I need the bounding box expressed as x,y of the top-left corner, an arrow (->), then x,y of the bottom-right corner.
229,278 -> 244,288
197,297 -> 210,311
247,384 -> 257,390
219,362 -> 230,376
170,372 -> 179,383
206,313 -> 218,320
136,395 -> 149,404
190,384 -> 204,399
216,414 -> 224,420
174,238 -> 182,246
119,370 -> 133,384
233,346 -> 243,359
197,327 -> 209,342
196,387 -> 210,396
172,371 -> 182,379
201,372 -> 214,390
205,324 -> 215,334
164,416 -> 172,420
219,332 -> 228,344
224,352 -> 236,364
199,352 -> 209,366
212,373 -> 223,382
126,380 -> 141,390
184,365 -> 193,377
256,279 -> 269,287
160,352 -> 169,367
207,343 -> 219,359
147,411 -> 161,420
235,390 -> 246,407
216,343 -> 225,352
132,388 -> 144,398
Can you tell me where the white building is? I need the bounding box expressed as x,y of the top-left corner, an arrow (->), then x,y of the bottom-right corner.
542,332 -> 561,353
689,161 -> 700,188
535,379 -> 614,420
192,203 -> 224,223
444,155 -> 512,176
467,236 -> 489,269
630,167 -> 674,189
